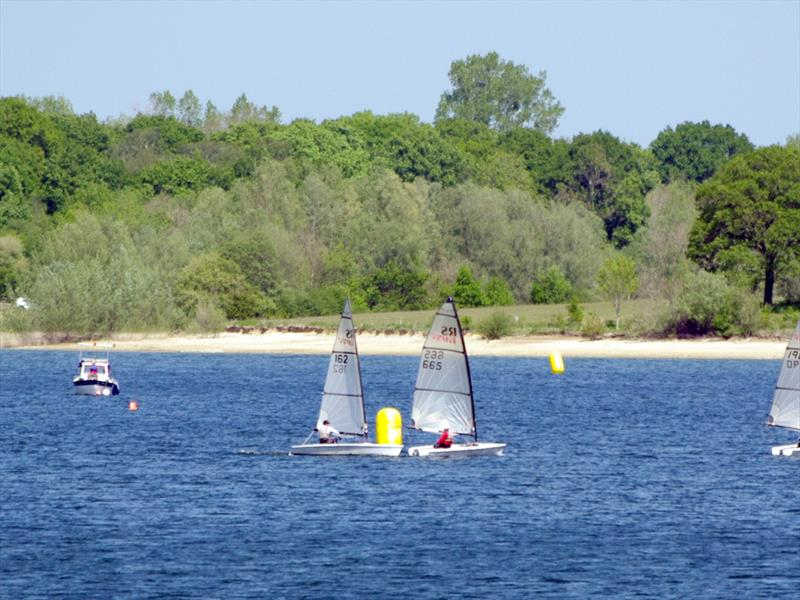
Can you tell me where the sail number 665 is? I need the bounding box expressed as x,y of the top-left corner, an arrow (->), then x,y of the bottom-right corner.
423,350 -> 443,370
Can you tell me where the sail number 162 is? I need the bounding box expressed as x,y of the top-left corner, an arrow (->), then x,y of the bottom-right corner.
423,350 -> 444,370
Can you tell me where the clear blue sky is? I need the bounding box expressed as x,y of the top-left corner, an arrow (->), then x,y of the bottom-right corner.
1,0 -> 798,147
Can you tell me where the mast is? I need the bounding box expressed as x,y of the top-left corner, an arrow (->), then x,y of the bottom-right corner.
351,300 -> 368,440
451,297 -> 478,441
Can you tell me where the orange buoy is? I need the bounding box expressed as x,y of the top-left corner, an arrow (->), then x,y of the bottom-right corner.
128,400 -> 139,412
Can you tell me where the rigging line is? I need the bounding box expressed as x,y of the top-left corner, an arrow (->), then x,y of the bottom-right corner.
322,392 -> 363,398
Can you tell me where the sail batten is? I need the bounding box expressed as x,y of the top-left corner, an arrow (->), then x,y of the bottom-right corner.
411,298 -> 477,439
767,321 -> 800,432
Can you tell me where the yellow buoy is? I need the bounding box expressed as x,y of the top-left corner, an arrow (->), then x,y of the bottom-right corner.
376,407 -> 402,445
549,351 -> 565,374
128,400 -> 139,412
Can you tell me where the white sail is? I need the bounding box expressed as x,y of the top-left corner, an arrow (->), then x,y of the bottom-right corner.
317,299 -> 367,437
411,298 -> 476,437
768,320 -> 800,432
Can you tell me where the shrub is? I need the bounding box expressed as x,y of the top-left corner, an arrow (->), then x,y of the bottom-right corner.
476,311 -> 514,340
531,266 -> 572,304
581,312 -> 605,338
484,276 -> 515,306
192,299 -> 227,334
666,269 -> 761,337
566,296 -> 584,327
453,265 -> 486,307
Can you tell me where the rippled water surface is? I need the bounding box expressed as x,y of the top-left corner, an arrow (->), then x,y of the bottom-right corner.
1,349 -> 797,599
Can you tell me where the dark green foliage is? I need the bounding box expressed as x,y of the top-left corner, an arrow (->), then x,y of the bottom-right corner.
499,128 -> 572,194
530,266 -> 572,304
453,265 -> 486,307
689,146 -> 800,305
484,276 -> 515,305
125,114 -> 204,151
363,261 -> 428,311
328,112 -> 467,185
651,120 -> 753,183
567,131 -> 657,247
138,155 -> 233,195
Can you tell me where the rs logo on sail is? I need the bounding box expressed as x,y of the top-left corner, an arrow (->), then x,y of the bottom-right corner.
432,326 -> 457,344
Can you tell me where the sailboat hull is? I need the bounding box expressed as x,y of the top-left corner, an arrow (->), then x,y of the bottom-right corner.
407,442 -> 506,457
771,443 -> 800,457
290,443 -> 403,457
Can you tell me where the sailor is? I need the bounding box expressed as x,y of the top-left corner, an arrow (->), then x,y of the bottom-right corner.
318,420 -> 340,444
434,428 -> 453,449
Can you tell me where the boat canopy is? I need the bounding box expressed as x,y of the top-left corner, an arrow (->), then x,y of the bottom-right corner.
768,321 -> 800,432
411,298 -> 476,437
317,299 -> 367,437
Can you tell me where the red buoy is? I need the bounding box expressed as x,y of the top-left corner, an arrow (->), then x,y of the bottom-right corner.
128,400 -> 139,412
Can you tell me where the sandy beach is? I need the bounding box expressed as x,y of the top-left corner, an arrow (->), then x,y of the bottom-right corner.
1,329 -> 787,359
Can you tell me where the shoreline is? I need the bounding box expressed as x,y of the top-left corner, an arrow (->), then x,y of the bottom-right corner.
0,330 -> 787,359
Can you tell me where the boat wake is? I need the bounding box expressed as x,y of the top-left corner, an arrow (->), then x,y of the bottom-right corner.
236,448 -> 288,457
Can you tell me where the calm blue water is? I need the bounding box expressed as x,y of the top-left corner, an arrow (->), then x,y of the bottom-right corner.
1,349 -> 797,599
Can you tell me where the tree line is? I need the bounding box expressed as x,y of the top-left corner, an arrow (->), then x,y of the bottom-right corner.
1,52 -> 798,337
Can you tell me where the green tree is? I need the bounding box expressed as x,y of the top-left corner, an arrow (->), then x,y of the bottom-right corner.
628,182 -> 696,303
149,90 -> 176,117
453,264 -> 486,307
177,90 -> 203,127
229,93 -> 281,125
484,276 -> 515,305
328,112 -> 466,184
362,261 -> 428,311
435,52 -> 564,133
530,266 -> 572,304
568,131 -> 657,247
596,254 -> 639,330
176,253 -> 273,319
651,120 -> 753,183
689,146 -> 800,305
499,127 -> 572,194
0,234 -> 27,299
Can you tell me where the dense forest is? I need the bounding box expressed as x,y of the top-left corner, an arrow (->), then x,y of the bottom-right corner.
1,53 -> 798,338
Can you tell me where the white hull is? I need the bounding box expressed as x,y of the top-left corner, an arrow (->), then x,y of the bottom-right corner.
407,442 -> 506,457
74,382 -> 118,396
290,443 -> 403,457
771,444 -> 800,457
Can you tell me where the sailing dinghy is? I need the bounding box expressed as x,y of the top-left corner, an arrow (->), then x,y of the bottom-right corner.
407,297 -> 506,457
290,299 -> 403,457
767,320 -> 800,457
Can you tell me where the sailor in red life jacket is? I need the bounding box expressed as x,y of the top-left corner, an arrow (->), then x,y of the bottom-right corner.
434,428 -> 453,449
318,420 -> 341,444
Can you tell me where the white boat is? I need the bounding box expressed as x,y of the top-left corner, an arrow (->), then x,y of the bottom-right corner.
73,343 -> 120,396
407,297 -> 506,458
290,299 -> 403,457
767,320 -> 800,457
